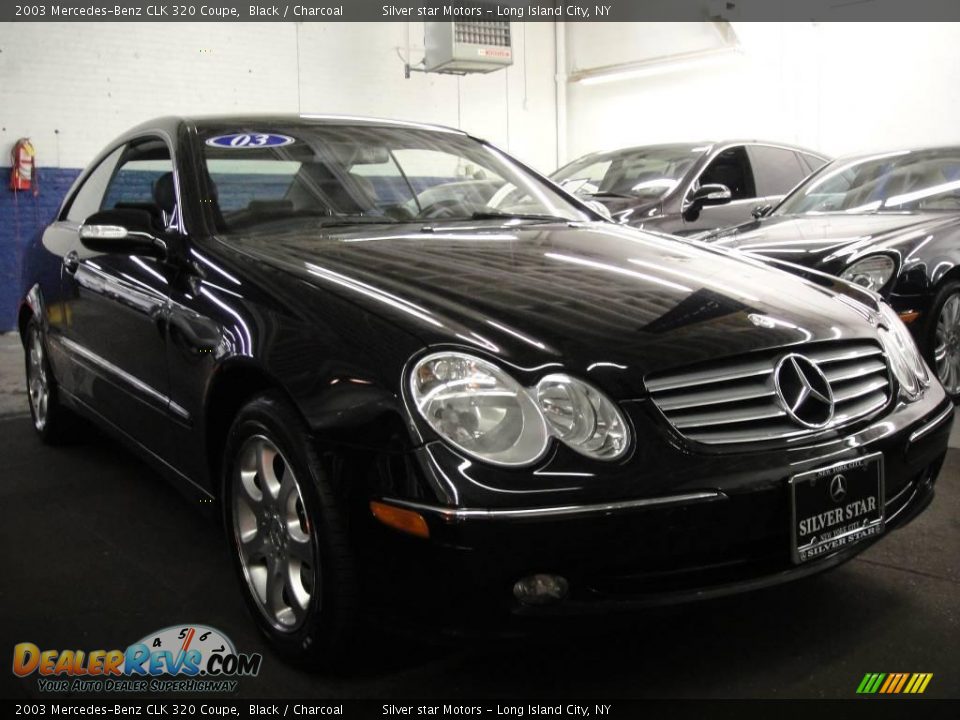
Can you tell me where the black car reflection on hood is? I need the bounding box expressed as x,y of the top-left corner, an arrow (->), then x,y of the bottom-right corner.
705,146 -> 960,399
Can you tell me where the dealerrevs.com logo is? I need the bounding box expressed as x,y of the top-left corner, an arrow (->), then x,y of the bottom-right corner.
12,625 -> 262,693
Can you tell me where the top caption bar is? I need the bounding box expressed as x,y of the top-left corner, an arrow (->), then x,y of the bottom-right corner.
6,0 -> 960,22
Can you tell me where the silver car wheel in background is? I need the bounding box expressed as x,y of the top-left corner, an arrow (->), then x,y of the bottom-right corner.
935,292 -> 960,395
27,326 -> 49,431
232,434 -> 317,632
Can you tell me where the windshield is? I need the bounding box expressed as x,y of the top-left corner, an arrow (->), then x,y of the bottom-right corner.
776,149 -> 960,215
197,124 -> 590,232
550,145 -> 705,202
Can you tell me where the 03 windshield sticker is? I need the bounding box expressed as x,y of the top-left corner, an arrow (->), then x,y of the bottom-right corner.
205,133 -> 295,149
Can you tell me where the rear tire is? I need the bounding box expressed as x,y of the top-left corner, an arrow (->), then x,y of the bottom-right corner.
222,391 -> 359,667
24,319 -> 73,444
921,281 -> 960,402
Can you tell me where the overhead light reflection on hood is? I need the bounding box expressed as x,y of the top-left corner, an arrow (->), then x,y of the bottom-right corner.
305,262 -> 443,328
627,258 -> 759,302
544,252 -> 692,293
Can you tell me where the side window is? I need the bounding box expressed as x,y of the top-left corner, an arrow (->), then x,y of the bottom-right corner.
555,158 -> 612,195
799,152 -> 828,175
63,146 -> 124,223
102,138 -> 177,230
697,146 -> 756,200
748,145 -> 808,196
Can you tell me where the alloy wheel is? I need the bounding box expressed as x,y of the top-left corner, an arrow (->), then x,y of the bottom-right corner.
935,292 -> 960,395
27,326 -> 49,432
232,434 -> 317,632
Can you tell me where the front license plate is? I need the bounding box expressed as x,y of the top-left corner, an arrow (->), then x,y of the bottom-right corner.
790,452 -> 885,564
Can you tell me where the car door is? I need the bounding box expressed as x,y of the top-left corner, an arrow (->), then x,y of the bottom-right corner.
747,144 -> 813,211
56,135 -> 182,457
677,145 -> 758,235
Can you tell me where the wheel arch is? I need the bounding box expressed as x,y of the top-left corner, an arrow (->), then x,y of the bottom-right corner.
203,358 -> 416,501
932,262 -> 960,289
18,283 -> 46,343
203,358 -> 292,499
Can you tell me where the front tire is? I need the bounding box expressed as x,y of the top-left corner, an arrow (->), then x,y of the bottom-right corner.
222,392 -> 358,666
923,281 -> 960,401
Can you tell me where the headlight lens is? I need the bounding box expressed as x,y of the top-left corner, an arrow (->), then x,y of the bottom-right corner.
409,353 -> 630,465
410,352 -> 549,466
536,374 -> 629,460
877,303 -> 929,400
840,256 -> 896,292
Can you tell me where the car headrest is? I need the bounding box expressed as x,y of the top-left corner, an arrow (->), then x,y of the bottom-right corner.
153,172 -> 177,214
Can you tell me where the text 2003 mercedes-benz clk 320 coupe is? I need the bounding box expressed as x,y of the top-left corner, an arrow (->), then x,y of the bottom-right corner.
19,115 -> 953,664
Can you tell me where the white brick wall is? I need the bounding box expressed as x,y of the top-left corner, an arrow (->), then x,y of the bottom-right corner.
565,22 -> 960,160
0,21 -> 558,172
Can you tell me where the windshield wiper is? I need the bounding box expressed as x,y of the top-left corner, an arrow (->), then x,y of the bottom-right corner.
581,191 -> 635,199
466,211 -> 572,223
314,216 -> 400,228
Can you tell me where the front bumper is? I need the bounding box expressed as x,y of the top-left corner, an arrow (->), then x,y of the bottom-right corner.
360,390 -> 952,621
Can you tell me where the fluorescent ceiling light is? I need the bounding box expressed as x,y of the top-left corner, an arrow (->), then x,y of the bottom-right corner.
573,47 -> 742,86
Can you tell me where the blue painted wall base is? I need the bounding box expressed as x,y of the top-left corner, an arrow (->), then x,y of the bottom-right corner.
0,167 -> 81,332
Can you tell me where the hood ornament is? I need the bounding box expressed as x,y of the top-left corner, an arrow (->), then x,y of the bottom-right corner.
774,354 -> 835,429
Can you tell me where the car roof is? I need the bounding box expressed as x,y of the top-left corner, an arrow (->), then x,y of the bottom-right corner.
124,114 -> 467,137
565,140 -> 828,165
828,145 -> 960,163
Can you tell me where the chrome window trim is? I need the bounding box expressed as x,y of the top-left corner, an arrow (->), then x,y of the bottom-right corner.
379,490 -> 726,522
59,130 -> 187,235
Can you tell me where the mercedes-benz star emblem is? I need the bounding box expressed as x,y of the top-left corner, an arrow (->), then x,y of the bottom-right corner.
830,474 -> 848,503
773,354 -> 835,429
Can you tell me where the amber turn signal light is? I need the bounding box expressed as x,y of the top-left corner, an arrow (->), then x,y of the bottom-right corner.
898,310 -> 921,324
370,501 -> 430,539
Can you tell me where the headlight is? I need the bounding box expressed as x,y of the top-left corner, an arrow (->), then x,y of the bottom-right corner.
877,302 -> 929,400
410,352 -> 549,467
409,353 -> 630,466
536,374 -> 629,460
841,256 -> 896,292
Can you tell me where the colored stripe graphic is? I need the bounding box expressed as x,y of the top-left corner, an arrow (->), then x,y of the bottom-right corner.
879,674 -> 897,693
858,673 -> 932,694
856,674 -> 874,693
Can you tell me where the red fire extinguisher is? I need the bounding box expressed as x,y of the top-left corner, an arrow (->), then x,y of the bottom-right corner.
10,138 -> 39,196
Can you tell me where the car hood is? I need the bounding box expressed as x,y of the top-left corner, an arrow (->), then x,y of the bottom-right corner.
708,212 -> 960,269
222,221 -> 881,394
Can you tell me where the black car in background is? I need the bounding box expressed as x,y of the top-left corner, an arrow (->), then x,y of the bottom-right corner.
706,147 -> 960,401
551,141 -> 828,236
19,116 -> 950,665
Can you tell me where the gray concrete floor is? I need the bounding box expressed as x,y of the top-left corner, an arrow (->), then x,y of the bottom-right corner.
0,333 -> 29,417
0,330 -> 957,699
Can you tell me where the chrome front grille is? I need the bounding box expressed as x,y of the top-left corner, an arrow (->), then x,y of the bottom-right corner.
646,341 -> 891,445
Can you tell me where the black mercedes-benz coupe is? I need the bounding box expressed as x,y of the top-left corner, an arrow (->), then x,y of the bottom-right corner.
704,147 -> 960,401
549,140 -> 828,236
19,116 -> 952,664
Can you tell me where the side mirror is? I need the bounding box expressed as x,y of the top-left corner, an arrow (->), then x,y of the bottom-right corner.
584,200 -> 612,221
752,204 -> 773,219
79,209 -> 167,259
689,183 -> 733,208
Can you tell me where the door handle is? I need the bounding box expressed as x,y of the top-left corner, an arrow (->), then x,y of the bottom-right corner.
63,250 -> 80,275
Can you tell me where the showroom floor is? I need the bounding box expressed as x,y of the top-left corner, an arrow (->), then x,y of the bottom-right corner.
0,332 -> 957,699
